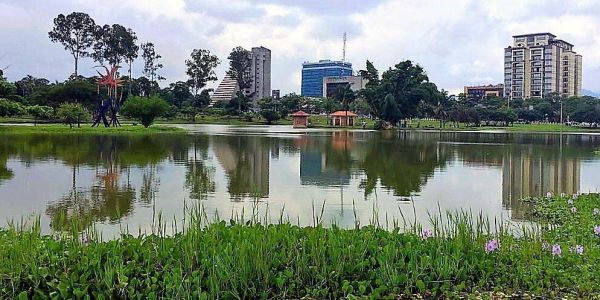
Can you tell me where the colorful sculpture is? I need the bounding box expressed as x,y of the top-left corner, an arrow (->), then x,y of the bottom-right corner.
92,65 -> 125,127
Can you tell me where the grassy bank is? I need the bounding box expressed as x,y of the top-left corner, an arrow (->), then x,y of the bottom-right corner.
0,124 -> 184,135
2,194 -> 600,298
404,119 -> 600,133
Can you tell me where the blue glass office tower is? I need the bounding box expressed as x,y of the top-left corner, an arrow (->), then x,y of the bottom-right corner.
301,60 -> 353,97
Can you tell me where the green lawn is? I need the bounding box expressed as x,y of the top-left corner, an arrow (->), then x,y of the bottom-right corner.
2,194 -> 600,298
0,124 -> 184,135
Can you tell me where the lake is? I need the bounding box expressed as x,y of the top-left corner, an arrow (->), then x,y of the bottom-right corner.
1,125 -> 600,236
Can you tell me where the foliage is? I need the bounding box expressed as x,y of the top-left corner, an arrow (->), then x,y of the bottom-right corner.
120,96 -> 170,127
14,75 -> 50,98
141,43 -> 164,83
56,102 -> 90,128
185,49 -> 220,96
0,99 -> 26,117
258,97 -> 280,124
0,79 -> 16,98
92,24 -> 136,67
48,12 -> 97,76
26,105 -> 54,124
3,194 -> 600,298
40,80 -> 101,109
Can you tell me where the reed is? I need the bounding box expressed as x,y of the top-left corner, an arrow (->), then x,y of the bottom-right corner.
1,194 -> 599,298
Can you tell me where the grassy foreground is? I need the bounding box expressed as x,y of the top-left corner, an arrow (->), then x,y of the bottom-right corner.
2,195 -> 600,298
0,124 -> 184,135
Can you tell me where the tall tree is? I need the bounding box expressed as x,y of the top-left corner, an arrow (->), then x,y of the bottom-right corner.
226,46 -> 252,116
123,28 -> 139,93
141,42 -> 164,84
92,24 -> 133,67
48,12 -> 97,77
185,49 -> 220,96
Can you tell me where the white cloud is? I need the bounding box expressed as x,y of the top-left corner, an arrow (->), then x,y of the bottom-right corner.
1,0 -> 599,94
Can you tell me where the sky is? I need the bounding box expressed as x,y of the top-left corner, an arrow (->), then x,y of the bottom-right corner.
1,0 -> 600,95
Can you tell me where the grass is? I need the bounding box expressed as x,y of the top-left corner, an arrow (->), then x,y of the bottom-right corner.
2,194 -> 600,298
406,119 -> 600,133
0,124 -> 184,135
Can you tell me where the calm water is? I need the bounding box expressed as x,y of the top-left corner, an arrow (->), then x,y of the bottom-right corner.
1,125 -> 600,235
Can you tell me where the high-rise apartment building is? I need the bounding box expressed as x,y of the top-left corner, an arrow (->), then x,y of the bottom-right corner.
301,60 -> 352,97
246,46 -> 271,101
504,33 -> 582,100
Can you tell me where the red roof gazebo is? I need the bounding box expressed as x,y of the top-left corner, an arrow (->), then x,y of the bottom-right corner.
291,111 -> 309,128
330,110 -> 358,127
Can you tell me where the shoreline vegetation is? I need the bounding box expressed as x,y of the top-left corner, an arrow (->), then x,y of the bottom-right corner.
2,116 -> 600,134
2,194 -> 600,298
0,123 -> 184,135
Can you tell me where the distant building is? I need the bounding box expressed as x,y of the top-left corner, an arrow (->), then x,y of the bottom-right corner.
210,75 -> 239,105
271,89 -> 281,101
322,75 -> 367,98
504,33 -> 582,100
301,60 -> 352,97
464,84 -> 504,100
247,46 -> 271,101
210,46 -> 271,105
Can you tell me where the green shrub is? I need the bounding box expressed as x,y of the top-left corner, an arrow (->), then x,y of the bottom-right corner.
373,119 -> 385,130
56,103 -> 90,128
26,105 -> 54,125
121,95 -> 170,128
0,98 -> 26,117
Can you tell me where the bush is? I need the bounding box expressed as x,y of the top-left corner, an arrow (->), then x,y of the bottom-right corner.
0,98 -> 26,117
26,105 -> 54,125
373,120 -> 385,130
242,112 -> 255,122
260,110 -> 280,124
121,95 -> 170,128
56,103 -> 90,128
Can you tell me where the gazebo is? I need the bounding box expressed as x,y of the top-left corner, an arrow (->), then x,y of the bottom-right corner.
330,110 -> 358,127
291,111 -> 310,128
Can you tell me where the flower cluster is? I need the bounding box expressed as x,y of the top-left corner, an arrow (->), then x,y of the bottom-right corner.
552,244 -> 562,257
594,225 -> 600,236
421,229 -> 433,241
594,208 -> 599,216
484,239 -> 500,253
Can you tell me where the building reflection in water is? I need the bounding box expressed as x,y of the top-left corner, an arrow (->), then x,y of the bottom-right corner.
212,135 -> 270,199
502,151 -> 580,220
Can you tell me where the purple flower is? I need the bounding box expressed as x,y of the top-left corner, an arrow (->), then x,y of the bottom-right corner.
594,225 -> 600,236
594,208 -> 599,216
571,207 -> 577,214
560,192 -> 566,198
546,192 -> 553,198
568,199 -> 574,205
572,194 -> 579,200
575,245 -> 584,255
421,229 -> 433,240
484,239 -> 500,253
552,244 -> 561,256
542,242 -> 550,251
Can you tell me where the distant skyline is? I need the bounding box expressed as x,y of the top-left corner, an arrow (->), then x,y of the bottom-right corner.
1,0 -> 599,95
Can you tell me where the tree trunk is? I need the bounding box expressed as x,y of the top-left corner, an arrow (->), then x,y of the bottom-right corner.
74,57 -> 78,77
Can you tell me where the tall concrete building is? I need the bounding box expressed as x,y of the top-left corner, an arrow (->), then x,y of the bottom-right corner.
210,46 -> 271,105
246,46 -> 271,101
504,33 -> 582,100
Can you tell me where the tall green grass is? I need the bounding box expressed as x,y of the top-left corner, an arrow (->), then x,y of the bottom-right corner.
1,194 -> 600,298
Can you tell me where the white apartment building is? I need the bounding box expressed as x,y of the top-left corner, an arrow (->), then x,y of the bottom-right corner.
504,33 -> 582,100
246,46 -> 271,101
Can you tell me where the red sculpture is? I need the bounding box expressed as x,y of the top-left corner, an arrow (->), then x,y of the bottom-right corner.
92,65 -> 125,127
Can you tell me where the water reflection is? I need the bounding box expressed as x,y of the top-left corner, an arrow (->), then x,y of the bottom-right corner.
0,128 -> 599,234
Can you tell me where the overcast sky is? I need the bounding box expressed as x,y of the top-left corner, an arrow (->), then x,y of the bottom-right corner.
1,0 -> 599,95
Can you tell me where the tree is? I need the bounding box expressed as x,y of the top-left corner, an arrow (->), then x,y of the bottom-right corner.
121,95 -> 169,127
124,28 -> 139,94
160,81 -> 192,108
56,102 -> 90,128
14,76 -> 50,98
141,43 -> 164,84
0,78 -> 16,98
227,46 -> 252,115
279,93 -> 303,116
359,60 -> 384,118
258,97 -> 280,124
48,12 -> 97,76
330,84 -> 356,112
381,93 -> 401,124
92,24 -> 135,67
185,49 -> 220,96
26,105 -> 54,125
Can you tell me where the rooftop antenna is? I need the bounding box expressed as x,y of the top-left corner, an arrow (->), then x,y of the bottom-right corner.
342,32 -> 347,62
